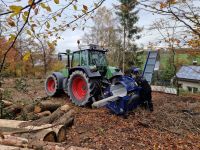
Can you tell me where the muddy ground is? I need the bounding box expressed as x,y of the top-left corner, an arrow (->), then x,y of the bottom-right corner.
2,78 -> 200,150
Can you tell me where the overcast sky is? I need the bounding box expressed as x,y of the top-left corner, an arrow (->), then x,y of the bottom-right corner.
56,0 -> 162,52
1,0 -> 162,52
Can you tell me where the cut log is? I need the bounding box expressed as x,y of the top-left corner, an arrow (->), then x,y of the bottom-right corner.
53,125 -> 66,142
0,144 -> 33,150
2,100 -> 13,107
22,104 -> 71,126
52,110 -> 75,126
18,129 -> 57,142
0,135 -> 28,147
34,101 -> 62,113
28,141 -> 65,150
37,111 -> 51,118
0,119 -> 65,142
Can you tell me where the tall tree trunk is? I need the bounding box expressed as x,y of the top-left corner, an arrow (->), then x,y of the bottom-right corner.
123,25 -> 126,73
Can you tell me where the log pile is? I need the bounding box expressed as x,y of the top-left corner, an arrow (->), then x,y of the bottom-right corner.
0,91 -> 75,149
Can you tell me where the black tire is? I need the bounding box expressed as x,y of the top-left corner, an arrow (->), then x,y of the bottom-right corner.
45,74 -> 60,96
63,78 -> 68,94
67,70 -> 94,106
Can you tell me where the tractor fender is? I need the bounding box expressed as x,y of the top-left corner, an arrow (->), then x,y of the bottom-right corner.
69,66 -> 101,78
52,72 -> 65,89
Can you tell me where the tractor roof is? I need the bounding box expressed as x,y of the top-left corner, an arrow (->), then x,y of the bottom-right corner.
75,44 -> 108,53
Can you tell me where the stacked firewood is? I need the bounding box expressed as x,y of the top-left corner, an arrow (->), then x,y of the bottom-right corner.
0,87 -> 75,149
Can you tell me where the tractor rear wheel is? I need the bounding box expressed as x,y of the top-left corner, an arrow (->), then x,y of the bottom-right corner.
67,70 -> 94,106
45,75 -> 59,96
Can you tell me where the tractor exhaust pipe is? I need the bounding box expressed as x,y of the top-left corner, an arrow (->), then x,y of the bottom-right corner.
92,83 -> 127,108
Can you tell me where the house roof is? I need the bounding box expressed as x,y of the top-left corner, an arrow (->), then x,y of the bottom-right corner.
176,66 -> 200,81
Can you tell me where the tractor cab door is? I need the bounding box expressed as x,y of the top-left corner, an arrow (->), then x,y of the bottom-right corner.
72,50 -> 88,67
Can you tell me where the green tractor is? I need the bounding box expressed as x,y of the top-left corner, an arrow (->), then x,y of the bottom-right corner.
45,44 -> 123,106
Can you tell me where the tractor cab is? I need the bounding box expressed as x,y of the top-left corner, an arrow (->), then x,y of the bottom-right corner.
71,46 -> 108,76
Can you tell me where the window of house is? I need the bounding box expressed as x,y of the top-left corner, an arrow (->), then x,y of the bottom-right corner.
178,84 -> 182,88
193,87 -> 198,93
187,86 -> 192,92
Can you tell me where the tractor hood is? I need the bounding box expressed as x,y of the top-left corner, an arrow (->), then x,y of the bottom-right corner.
106,66 -> 123,79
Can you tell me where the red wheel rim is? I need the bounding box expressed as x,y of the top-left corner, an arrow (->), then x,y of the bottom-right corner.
47,77 -> 56,93
72,76 -> 87,101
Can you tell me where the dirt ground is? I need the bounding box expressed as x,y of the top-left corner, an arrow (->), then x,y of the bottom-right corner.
2,78 -> 200,150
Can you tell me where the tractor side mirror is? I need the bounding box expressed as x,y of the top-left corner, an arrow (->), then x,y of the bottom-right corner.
58,54 -> 62,61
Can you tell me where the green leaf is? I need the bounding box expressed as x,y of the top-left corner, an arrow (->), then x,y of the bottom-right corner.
24,11 -> 29,16
9,5 -> 23,13
46,22 -> 50,29
22,14 -> 27,22
40,3 -> 46,9
73,5 -> 77,11
53,16 -> 57,22
8,34 -> 16,43
54,0 -> 59,4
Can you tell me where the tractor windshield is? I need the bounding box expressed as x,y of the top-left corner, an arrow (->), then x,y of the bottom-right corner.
89,51 -> 107,66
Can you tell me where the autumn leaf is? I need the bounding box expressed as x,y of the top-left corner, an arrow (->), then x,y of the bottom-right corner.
46,6 -> 52,12
27,30 -> 32,36
83,5 -> 88,11
47,41 -> 55,49
23,52 -> 31,61
9,5 -> 23,13
54,0 -> 59,4
160,2 -> 167,9
28,0 -> 33,5
7,18 -> 15,27
34,8 -> 38,15
82,9 -> 87,14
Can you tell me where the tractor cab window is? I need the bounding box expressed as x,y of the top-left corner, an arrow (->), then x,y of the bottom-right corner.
72,52 -> 80,67
89,51 -> 107,66
81,50 -> 88,66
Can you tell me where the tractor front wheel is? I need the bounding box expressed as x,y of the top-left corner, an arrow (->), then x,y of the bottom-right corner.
67,70 -> 93,106
45,75 -> 59,96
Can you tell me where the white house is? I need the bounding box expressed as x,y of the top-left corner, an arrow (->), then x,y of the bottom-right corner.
176,65 -> 200,93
